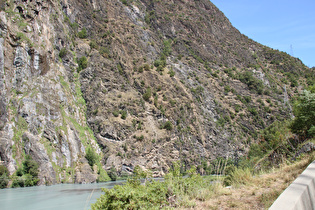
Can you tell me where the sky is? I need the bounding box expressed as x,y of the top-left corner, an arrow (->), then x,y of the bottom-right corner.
210,0 -> 315,68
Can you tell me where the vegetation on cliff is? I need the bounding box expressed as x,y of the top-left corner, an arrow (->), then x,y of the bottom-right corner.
290,87 -> 315,138
0,0 -> 314,189
0,165 -> 9,189
11,155 -> 39,188
92,86 -> 315,208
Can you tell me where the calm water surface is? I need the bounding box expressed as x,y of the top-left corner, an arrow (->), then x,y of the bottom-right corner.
0,180 -> 126,210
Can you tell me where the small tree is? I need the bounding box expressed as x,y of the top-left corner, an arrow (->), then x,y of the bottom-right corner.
77,56 -> 88,72
290,89 -> 315,138
85,147 -> 98,167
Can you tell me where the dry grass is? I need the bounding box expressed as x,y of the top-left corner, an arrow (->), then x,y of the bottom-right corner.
179,155 -> 314,210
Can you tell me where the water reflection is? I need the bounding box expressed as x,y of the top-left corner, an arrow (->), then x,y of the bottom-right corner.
0,180 -> 126,210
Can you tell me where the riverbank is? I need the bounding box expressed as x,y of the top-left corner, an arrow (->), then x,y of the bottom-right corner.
183,154 -> 313,209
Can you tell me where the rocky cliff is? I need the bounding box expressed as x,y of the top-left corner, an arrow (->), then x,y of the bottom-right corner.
0,0 -> 312,184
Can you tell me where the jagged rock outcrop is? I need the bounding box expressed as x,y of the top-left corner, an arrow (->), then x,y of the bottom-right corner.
0,0 -> 99,184
0,0 -> 311,184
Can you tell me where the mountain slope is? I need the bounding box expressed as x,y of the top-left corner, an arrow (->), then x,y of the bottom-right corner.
0,0 -> 312,184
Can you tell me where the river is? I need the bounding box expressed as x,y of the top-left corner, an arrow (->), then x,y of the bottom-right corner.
0,180 -> 126,210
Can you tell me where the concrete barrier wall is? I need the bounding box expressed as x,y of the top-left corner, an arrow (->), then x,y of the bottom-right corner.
269,160 -> 315,210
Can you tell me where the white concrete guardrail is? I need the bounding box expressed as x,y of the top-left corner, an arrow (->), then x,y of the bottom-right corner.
270,160 -> 315,210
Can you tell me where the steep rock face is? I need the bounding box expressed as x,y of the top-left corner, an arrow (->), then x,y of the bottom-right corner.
68,0 -> 308,174
0,0 -> 312,183
0,0 -> 100,184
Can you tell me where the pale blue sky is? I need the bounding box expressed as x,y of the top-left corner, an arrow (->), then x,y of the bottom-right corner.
210,0 -> 315,67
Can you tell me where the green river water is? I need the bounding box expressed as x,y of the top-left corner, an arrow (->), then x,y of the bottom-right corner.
0,181 -> 126,210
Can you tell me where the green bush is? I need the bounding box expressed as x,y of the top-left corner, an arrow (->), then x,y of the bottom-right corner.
11,174 -> 39,188
70,22 -> 79,31
121,0 -> 128,5
290,88 -> 315,137
99,47 -> 110,57
168,70 -> 175,77
11,176 -> 25,188
143,64 -> 150,71
142,88 -> 152,102
248,107 -> 258,116
59,48 -> 67,58
85,147 -> 99,167
224,85 -> 231,93
223,167 -> 253,186
97,167 -> 111,183
120,110 -> 127,120
77,56 -> 88,72
78,27 -> 87,39
163,121 -> 173,131
91,162 -> 212,209
234,104 -> 241,113
11,155 -> 39,188
108,166 -> 118,181
239,71 -> 264,95
136,135 -> 144,141
0,165 -> 9,189
89,40 -> 97,49
117,63 -> 123,75
23,155 -> 39,177
112,110 -> 119,117
162,39 -> 172,56
0,165 -> 9,176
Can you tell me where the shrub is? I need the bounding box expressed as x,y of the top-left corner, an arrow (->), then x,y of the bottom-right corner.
224,85 -> 231,93
78,27 -> 87,39
97,167 -> 111,182
99,47 -> 110,57
224,168 -> 253,186
163,121 -> 173,131
234,104 -> 241,113
0,165 -> 9,189
142,88 -> 152,102
138,66 -> 144,73
290,88 -> 315,137
248,107 -> 258,116
121,0 -> 128,5
163,39 -> 172,56
239,71 -> 264,94
0,165 -> 9,176
120,110 -> 127,120
108,166 -> 118,181
168,70 -> 175,77
143,64 -> 150,71
154,59 -> 161,67
59,48 -> 67,58
112,110 -> 119,117
77,56 -> 88,72
117,63 -> 123,75
85,147 -> 99,167
23,155 -> 39,177
11,177 -> 25,188
70,22 -> 79,31
91,162 -> 211,209
136,135 -> 144,141
11,155 -> 39,188
89,40 -> 97,49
